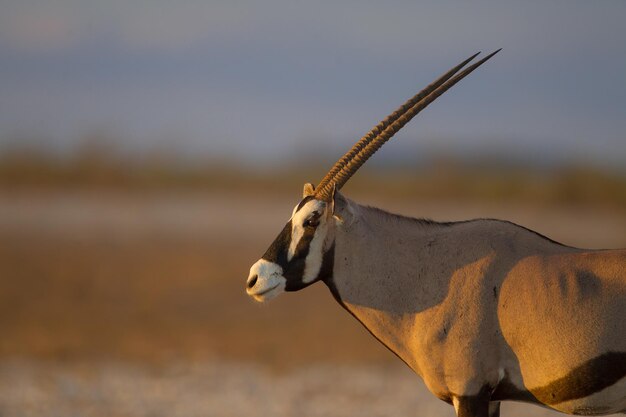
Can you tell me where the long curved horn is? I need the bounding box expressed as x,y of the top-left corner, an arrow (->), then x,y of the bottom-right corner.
315,52 -> 481,194
314,49 -> 501,201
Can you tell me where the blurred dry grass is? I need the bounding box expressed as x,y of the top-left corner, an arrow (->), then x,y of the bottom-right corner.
0,148 -> 624,415
1,143 -> 625,209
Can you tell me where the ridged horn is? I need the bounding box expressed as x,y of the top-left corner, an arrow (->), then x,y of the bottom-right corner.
314,49 -> 501,202
314,52 -> 481,194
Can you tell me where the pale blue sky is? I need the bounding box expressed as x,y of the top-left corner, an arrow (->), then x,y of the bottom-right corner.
0,0 -> 625,167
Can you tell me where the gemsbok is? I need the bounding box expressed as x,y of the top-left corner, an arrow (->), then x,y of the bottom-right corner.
245,50 -> 626,417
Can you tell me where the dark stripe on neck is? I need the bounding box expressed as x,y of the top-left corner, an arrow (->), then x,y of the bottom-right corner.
318,243 -> 335,282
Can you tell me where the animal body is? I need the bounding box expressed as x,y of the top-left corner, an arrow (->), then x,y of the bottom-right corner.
245,51 -> 626,417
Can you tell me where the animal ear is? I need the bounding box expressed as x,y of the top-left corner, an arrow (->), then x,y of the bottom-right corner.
302,182 -> 315,198
328,183 -> 337,215
331,189 -> 354,225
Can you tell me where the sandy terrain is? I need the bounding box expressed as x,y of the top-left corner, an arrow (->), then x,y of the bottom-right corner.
1,359 -> 612,417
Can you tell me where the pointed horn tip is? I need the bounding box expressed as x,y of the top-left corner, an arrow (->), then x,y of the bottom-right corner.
466,48 -> 502,68
459,51 -> 482,68
486,48 -> 502,58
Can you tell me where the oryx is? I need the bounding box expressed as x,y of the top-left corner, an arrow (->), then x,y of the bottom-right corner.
245,50 -> 626,417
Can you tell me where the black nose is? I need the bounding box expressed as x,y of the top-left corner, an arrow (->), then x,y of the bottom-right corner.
247,274 -> 258,289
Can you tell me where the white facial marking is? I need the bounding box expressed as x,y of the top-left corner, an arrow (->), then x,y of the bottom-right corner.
247,259 -> 286,302
288,199 -> 325,261
302,221 -> 325,283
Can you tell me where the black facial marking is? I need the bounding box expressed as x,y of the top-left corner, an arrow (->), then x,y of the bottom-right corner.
261,220 -> 292,265
529,351 -> 626,405
283,220 -> 318,291
285,241 -> 334,291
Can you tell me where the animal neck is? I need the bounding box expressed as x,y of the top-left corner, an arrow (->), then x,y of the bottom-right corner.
327,200 -> 445,307
322,200 -> 449,371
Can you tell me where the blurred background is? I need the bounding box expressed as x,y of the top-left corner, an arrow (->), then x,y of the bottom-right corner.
0,1 -> 625,416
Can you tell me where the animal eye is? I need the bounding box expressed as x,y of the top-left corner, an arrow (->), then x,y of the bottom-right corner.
304,217 -> 320,228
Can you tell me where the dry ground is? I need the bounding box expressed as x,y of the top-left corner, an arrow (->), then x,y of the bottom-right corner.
0,189 -> 624,416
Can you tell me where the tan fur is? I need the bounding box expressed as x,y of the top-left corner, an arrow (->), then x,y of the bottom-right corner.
499,251 -> 626,413
330,193 -> 626,414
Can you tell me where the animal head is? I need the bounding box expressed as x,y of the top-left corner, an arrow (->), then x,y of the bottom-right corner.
245,183 -> 341,302
246,49 -> 500,302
